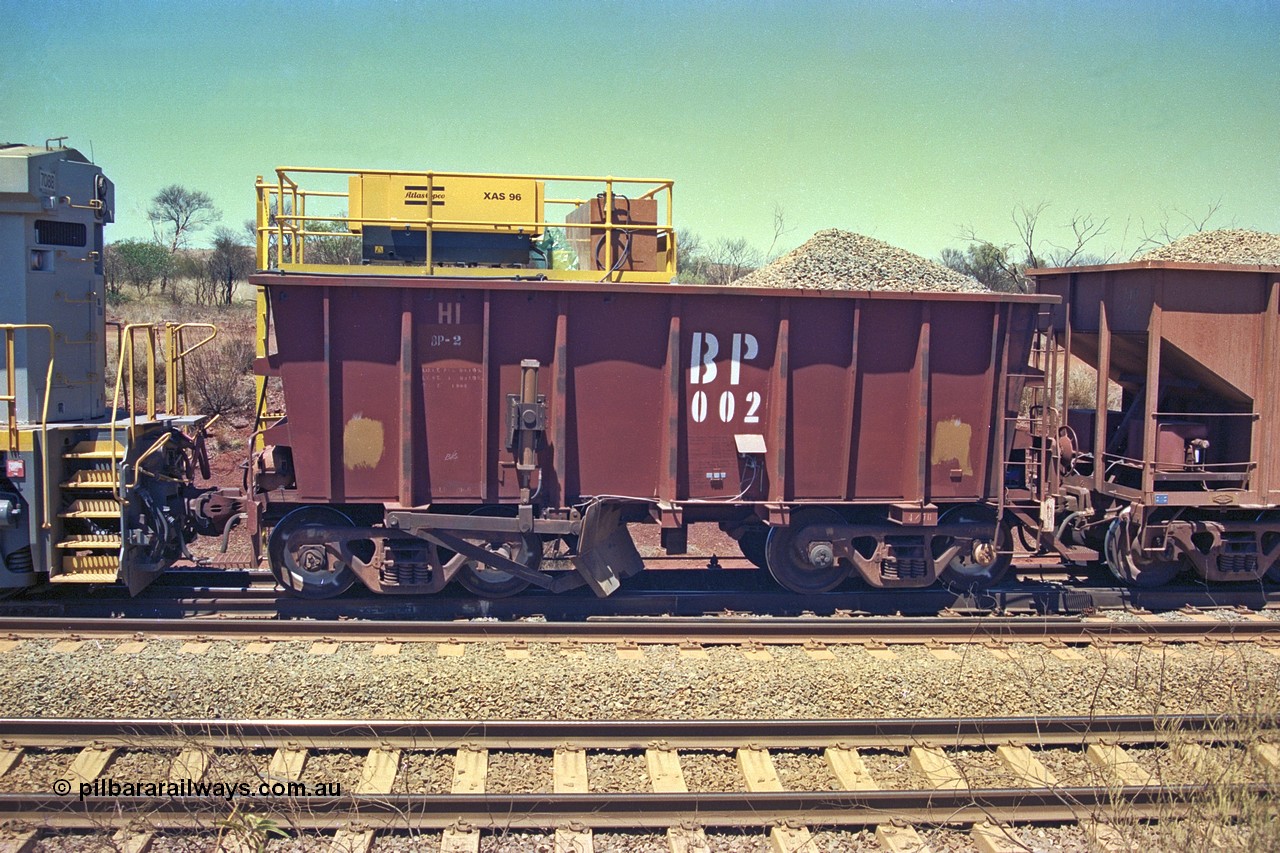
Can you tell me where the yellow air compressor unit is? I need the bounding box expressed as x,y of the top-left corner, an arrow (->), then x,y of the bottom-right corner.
348,173 -> 545,267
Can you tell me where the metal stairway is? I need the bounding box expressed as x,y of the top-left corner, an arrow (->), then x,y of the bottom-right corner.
52,438 -> 124,583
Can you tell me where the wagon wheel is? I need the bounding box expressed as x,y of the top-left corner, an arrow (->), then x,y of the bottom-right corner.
267,506 -> 359,599
453,506 -> 542,598
935,504 -> 1012,593
765,507 -> 852,594
1103,508 -> 1181,587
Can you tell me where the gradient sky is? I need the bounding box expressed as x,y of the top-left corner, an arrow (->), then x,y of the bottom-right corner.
5,0 -> 1278,261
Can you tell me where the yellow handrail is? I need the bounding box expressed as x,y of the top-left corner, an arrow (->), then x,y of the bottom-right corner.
109,324 -> 157,498
254,168 -> 678,277
0,324 -> 56,529
106,321 -> 219,499
164,323 -> 217,416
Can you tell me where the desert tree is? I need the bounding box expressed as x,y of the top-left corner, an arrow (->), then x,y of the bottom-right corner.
208,227 -> 255,305
1132,199 -> 1226,257
148,185 -> 222,252
945,202 -> 1114,292
103,239 -> 174,298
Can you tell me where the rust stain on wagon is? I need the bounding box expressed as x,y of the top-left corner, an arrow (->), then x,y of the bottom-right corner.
932,417 -> 973,476
343,413 -> 385,470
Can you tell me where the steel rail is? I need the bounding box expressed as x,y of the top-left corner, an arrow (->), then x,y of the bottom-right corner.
10,568 -> 1278,621
0,714 -> 1268,750
0,614 -> 1276,645
0,786 -> 1259,830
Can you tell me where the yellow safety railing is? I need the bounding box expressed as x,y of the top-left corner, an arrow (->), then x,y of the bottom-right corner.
164,323 -> 217,416
254,167 -> 678,280
0,325 -> 55,529
108,322 -> 217,498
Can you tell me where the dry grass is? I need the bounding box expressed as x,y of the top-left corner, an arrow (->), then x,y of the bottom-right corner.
105,299 -> 257,418
185,336 -> 255,417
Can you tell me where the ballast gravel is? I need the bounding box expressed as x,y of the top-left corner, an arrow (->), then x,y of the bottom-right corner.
1138,228 -> 1280,265
483,750 -> 553,793
2,635 -> 1276,722
770,750 -> 839,792
391,751 -> 453,793
732,228 -> 989,292
677,750 -> 748,792
587,750 -> 650,792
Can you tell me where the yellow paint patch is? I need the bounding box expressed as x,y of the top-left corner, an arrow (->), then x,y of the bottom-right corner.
343,413 -> 385,471
932,417 -> 973,476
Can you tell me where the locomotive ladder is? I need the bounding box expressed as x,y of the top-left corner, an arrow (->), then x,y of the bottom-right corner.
54,439 -> 126,582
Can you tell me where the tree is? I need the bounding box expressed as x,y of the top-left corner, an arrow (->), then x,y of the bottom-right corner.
939,242 -> 1024,293
302,216 -> 362,266
703,237 -> 762,285
945,202 -> 1114,293
1133,199 -> 1225,257
675,228 -> 709,282
148,185 -> 221,253
208,227 -> 254,305
103,239 -> 174,297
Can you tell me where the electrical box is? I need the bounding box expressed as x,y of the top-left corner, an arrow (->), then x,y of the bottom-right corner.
1127,419 -> 1211,471
564,194 -> 659,272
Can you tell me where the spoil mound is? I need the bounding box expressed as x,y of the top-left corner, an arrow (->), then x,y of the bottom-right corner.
732,228 -> 989,293
1138,228 -> 1280,265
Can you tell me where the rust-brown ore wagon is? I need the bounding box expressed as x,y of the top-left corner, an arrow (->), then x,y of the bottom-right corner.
1023,261 -> 1280,585
248,168 -> 1048,598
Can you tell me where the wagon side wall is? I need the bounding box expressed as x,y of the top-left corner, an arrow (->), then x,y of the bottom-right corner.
262,277 -> 1043,510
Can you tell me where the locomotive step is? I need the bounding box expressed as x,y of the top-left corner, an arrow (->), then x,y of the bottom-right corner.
49,572 -> 119,584
58,500 -> 121,519
62,441 -> 125,461
59,469 -> 117,489
54,553 -> 119,579
56,535 -> 122,550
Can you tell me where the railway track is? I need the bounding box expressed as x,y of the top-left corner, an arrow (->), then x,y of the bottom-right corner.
1,714 -> 1275,850
0,611 -> 1277,648
6,564 -> 1280,621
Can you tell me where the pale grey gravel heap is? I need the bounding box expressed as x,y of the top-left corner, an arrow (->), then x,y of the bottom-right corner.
731,229 -> 989,292
1138,228 -> 1280,264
